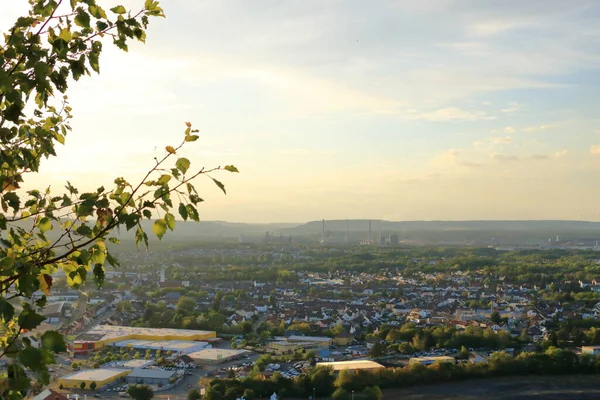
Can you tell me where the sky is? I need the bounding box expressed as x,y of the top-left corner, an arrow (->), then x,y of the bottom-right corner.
3,0 -> 600,223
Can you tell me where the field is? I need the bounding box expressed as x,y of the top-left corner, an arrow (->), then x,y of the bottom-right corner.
381,375 -> 600,399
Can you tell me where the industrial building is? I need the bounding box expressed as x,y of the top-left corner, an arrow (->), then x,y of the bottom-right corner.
125,368 -> 177,385
70,325 -> 216,355
187,348 -> 249,365
409,356 -> 455,365
58,369 -> 129,389
316,360 -> 385,371
109,339 -> 210,355
104,359 -> 155,369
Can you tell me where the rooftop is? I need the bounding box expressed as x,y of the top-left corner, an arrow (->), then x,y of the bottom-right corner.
287,335 -> 332,342
75,325 -> 215,343
61,369 -> 127,382
127,368 -> 176,379
316,360 -> 384,371
187,348 -> 248,360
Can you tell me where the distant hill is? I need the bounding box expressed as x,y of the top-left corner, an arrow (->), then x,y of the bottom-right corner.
9,218 -> 600,247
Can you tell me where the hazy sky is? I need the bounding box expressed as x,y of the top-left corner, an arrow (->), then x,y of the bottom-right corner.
3,1 -> 600,223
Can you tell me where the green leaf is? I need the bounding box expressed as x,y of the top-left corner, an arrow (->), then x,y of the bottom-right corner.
211,177 -> 227,194
143,209 -> 152,219
224,165 -> 239,173
18,307 -> 46,330
89,5 -> 108,19
165,213 -> 176,231
176,158 -> 191,174
76,224 -> 93,237
158,174 -> 171,185
152,219 -> 167,239
111,5 -> 127,14
109,237 -> 120,244
74,8 -> 91,28
59,27 -> 72,42
178,203 -> 188,221
185,135 -> 199,142
186,205 -> 199,222
0,298 -> 15,323
41,331 -> 66,353
39,217 -> 52,233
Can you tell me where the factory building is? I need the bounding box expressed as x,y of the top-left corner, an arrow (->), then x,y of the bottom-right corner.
58,369 -> 129,389
69,325 -> 216,355
187,348 -> 249,365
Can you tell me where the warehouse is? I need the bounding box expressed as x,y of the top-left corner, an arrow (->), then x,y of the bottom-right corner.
109,339 -> 210,355
268,340 -> 322,356
187,348 -> 249,365
70,325 -> 216,355
125,368 -> 178,385
316,360 -> 384,372
104,359 -> 154,369
58,369 -> 129,389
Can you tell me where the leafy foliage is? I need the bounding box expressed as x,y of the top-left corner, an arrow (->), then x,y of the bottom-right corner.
0,1 -> 237,398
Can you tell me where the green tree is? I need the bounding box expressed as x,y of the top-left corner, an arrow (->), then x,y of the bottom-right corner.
369,342 -> 386,358
458,346 -> 470,360
0,1 -> 238,398
90,382 -> 97,391
363,386 -> 382,400
80,382 -> 86,390
331,388 -> 350,400
177,296 -> 196,315
243,389 -> 255,400
398,342 -> 414,354
187,389 -> 202,400
127,385 -> 154,400
490,311 -> 501,325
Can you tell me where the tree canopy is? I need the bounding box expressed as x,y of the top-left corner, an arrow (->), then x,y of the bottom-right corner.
0,1 -> 236,398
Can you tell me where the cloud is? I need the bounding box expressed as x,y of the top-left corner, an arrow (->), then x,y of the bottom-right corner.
492,136 -> 512,144
410,107 -> 494,121
491,153 -> 520,162
590,145 -> 600,155
521,124 -> 558,133
554,150 -> 568,159
500,101 -> 522,113
491,124 -> 558,134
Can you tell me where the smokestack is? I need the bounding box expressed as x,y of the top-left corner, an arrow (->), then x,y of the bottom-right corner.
368,220 -> 372,244
379,221 -> 383,244
322,219 -> 325,242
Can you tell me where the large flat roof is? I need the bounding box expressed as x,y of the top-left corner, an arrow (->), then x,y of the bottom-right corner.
287,335 -> 332,342
61,369 -> 127,382
317,360 -> 384,371
127,369 -> 176,379
75,325 -> 215,343
112,339 -> 207,349
188,348 -> 248,361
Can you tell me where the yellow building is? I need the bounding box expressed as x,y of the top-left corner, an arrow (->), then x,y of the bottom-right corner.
58,369 -> 130,389
317,360 -> 384,371
267,341 -> 310,355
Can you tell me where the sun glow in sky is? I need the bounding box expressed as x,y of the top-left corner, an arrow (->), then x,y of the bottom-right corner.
3,0 -> 600,223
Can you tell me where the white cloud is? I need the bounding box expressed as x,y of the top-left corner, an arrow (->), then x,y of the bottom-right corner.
492,136 -> 512,144
554,150 -> 568,159
590,145 -> 600,155
411,107 -> 493,121
500,101 -> 522,113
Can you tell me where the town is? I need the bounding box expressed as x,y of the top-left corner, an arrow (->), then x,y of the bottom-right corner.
23,243 -> 600,399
